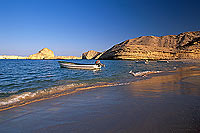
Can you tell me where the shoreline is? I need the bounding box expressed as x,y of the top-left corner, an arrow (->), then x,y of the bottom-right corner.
0,82 -> 128,112
0,62 -> 199,112
0,65 -> 200,132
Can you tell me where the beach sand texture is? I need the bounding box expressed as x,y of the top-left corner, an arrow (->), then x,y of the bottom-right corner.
0,66 -> 200,133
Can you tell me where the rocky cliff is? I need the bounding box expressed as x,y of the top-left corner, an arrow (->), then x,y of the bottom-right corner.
82,50 -> 102,59
28,48 -> 55,59
98,31 -> 200,60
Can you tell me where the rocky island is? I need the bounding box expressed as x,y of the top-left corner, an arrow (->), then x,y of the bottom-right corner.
28,48 -> 55,59
0,48 -> 81,60
28,48 -> 81,59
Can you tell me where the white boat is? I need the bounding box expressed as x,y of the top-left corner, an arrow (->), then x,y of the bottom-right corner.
58,61 -> 105,70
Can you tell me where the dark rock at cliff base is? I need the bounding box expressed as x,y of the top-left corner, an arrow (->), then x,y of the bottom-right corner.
98,31 -> 200,60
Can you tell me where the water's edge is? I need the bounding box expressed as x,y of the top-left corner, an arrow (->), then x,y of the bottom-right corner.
0,59 -> 197,111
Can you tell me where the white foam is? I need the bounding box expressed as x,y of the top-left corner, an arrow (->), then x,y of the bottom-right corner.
0,83 -> 87,107
129,70 -> 162,77
113,82 -> 130,86
0,82 -> 131,108
0,92 -> 32,106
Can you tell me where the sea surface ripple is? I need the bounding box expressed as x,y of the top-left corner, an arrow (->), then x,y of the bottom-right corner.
0,59 -> 188,109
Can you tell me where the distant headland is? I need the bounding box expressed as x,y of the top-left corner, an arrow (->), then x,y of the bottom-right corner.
0,48 -> 81,60
1,31 -> 200,60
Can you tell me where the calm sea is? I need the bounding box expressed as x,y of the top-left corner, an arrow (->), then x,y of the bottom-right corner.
0,59 -> 186,109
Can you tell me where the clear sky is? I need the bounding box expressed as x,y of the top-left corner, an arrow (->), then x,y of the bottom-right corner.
0,0 -> 199,56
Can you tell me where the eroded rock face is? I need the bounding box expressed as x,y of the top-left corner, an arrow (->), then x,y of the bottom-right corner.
55,56 -> 82,59
82,50 -> 101,59
98,31 -> 200,60
28,48 -> 55,59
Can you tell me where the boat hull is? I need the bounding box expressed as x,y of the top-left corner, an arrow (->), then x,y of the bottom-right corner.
59,62 -> 101,70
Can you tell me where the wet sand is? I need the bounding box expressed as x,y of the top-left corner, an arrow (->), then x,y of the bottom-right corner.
0,66 -> 200,133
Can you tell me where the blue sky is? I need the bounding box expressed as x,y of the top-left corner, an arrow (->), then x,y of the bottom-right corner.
0,0 -> 199,56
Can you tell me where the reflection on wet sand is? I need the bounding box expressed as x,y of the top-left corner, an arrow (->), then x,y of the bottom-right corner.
129,66 -> 200,97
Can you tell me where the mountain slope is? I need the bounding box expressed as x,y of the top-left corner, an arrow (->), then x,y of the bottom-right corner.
98,31 -> 200,60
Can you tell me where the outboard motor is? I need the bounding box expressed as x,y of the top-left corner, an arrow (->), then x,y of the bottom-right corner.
95,60 -> 105,67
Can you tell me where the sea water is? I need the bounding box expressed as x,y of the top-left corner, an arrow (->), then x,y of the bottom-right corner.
0,59 -> 186,109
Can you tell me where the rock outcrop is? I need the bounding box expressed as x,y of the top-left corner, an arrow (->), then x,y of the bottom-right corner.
28,48 -> 55,59
1,48 -> 82,60
176,37 -> 200,59
82,50 -> 102,59
55,56 -> 82,59
27,48 -> 82,59
98,31 -> 200,60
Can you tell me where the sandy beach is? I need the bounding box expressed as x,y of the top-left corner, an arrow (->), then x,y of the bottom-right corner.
0,65 -> 200,133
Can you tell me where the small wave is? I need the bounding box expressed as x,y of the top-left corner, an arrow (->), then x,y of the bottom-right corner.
113,82 -> 130,86
0,83 -> 84,106
129,70 -> 162,77
0,82 -> 130,111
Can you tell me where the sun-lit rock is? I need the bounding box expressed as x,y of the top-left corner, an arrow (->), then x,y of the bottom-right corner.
98,31 -> 200,60
55,56 -> 82,59
28,48 -> 55,59
82,50 -> 102,59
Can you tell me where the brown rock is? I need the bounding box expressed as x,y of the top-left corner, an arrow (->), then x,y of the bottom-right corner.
55,56 -> 81,59
98,31 -> 200,60
82,50 -> 101,59
28,48 -> 55,59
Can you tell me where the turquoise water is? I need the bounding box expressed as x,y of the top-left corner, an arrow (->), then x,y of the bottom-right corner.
0,59 -> 186,108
